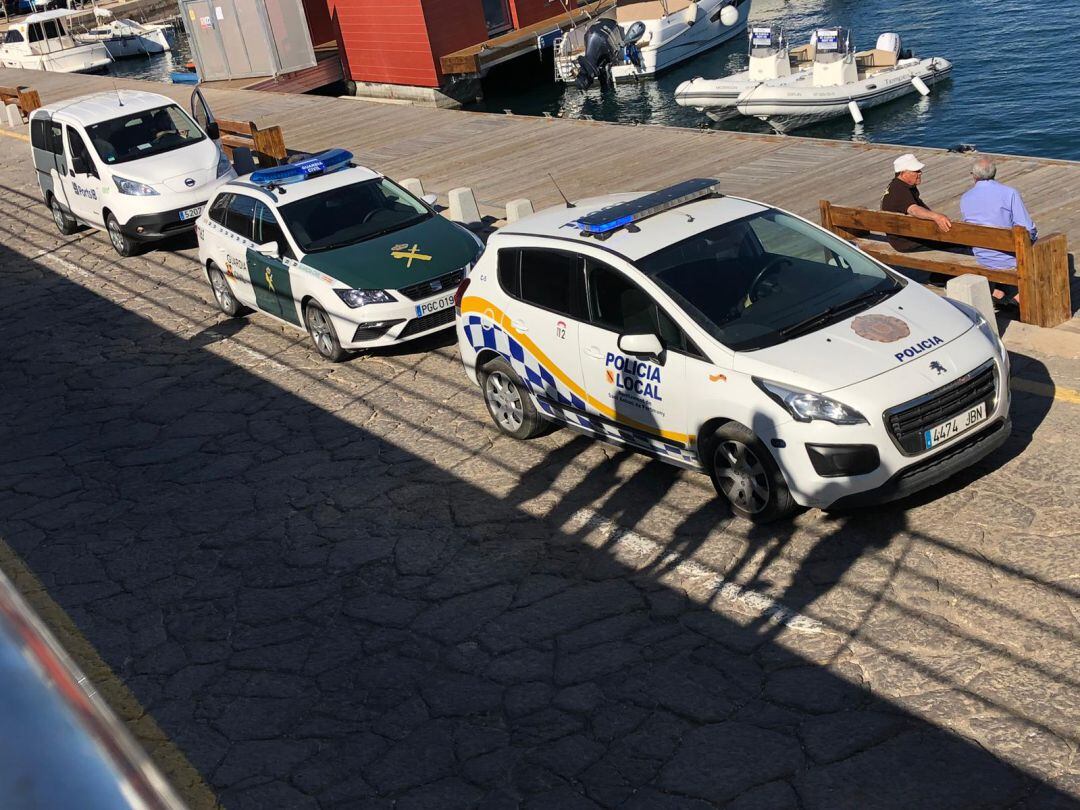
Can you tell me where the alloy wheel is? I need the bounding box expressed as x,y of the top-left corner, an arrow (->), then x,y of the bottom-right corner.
713,439 -> 771,514
211,270 -> 234,311
307,307 -> 335,357
108,218 -> 125,253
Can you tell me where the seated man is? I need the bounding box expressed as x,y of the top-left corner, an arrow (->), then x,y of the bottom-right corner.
960,157 -> 1036,309
881,153 -> 953,252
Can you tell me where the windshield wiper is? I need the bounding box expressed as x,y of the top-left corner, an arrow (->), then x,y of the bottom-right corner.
778,287 -> 896,339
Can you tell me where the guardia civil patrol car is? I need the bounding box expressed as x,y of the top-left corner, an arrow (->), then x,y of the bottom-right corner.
197,149 -> 483,361
31,89 -> 235,257
457,179 -> 1011,522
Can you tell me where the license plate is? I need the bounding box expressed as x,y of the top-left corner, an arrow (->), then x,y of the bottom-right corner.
179,206 -> 203,221
415,293 -> 455,318
924,402 -> 987,449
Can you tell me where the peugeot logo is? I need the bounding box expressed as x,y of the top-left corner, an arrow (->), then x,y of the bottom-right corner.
930,361 -> 947,375
184,178 -> 196,188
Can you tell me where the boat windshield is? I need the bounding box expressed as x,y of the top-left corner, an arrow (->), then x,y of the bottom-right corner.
85,104 -> 205,165
277,178 -> 431,254
634,209 -> 903,352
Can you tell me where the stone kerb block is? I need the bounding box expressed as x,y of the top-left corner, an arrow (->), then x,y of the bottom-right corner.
401,178 -> 425,197
5,104 -> 21,128
946,274 -> 996,331
506,199 -> 534,223
449,187 -> 481,228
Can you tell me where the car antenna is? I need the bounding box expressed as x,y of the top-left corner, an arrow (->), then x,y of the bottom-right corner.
113,80 -> 123,107
549,173 -> 575,208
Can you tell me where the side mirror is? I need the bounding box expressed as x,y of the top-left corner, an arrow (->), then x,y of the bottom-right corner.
205,121 -> 220,140
421,193 -> 438,207
618,333 -> 664,361
255,241 -> 280,259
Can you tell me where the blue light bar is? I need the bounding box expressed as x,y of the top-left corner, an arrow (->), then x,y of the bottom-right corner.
574,178 -> 722,238
250,148 -> 353,187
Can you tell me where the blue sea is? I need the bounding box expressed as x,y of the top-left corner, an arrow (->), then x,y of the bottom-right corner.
475,0 -> 1080,161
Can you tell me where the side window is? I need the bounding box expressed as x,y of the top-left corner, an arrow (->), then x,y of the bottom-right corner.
656,307 -> 704,358
47,122 -> 64,157
587,260 -> 656,334
518,248 -> 586,319
67,128 -> 95,175
253,202 -> 294,260
497,248 -> 520,298
30,118 -> 48,150
5,30 -> 24,43
208,193 -> 231,225
223,194 -> 257,241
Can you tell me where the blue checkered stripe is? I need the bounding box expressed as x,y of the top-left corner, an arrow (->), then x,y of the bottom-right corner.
464,315 -> 701,470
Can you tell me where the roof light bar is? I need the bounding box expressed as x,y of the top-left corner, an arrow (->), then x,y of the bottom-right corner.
574,178 -> 722,238
250,148 -> 353,187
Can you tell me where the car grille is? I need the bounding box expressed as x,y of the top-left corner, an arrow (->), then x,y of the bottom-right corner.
398,268 -> 466,301
400,308 -> 455,339
885,360 -> 998,455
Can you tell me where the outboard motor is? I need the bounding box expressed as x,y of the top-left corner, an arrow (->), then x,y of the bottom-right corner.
575,18 -> 622,91
876,32 -> 902,59
622,21 -> 646,71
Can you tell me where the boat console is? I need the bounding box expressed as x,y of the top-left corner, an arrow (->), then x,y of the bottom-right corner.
812,27 -> 858,87
748,26 -> 790,80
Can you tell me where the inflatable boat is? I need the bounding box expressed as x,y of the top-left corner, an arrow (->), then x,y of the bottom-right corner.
734,30 -> 952,133
674,25 -> 813,121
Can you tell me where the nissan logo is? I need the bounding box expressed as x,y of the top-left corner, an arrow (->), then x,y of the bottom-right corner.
184,178 -> 196,188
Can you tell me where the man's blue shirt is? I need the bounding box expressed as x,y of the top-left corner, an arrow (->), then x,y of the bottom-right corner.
960,179 -> 1037,269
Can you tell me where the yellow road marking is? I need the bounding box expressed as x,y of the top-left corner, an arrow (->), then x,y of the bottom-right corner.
1012,377 -> 1080,404
0,537 -> 220,809
0,127 -> 30,143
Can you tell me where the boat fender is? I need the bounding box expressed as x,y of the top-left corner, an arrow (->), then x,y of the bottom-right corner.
847,100 -> 864,124
911,75 -> 931,96
684,0 -> 699,25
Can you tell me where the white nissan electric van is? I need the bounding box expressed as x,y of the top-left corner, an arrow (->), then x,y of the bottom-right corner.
30,89 -> 235,256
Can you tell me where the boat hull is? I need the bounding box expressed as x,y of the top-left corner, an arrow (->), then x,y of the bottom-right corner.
0,44 -> 112,74
736,57 -> 952,133
611,0 -> 751,82
77,26 -> 173,58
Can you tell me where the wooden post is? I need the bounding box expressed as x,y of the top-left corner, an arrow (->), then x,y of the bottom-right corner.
1027,233 -> 1072,328
819,199 -> 833,233
251,124 -> 286,167
17,87 -> 41,117
1014,224 -> 1039,325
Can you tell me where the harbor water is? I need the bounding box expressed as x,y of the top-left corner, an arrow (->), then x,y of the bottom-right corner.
473,0 -> 1080,161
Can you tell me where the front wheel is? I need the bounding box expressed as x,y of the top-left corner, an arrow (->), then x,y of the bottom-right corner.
480,357 -> 545,440
106,212 -> 138,257
707,422 -> 796,523
304,301 -> 347,362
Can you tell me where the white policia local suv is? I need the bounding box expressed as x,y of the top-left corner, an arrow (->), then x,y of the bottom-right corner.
457,179 -> 1011,522
197,149 -> 484,361
30,89 -> 236,256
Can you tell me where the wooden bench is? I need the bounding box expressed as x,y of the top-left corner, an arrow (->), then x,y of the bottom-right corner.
0,85 -> 41,121
215,118 -> 287,167
820,201 -> 1072,328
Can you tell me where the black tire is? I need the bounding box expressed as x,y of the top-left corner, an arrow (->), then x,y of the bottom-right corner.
106,212 -> 138,257
480,357 -> 545,440
304,301 -> 347,362
707,422 -> 797,523
208,264 -> 245,317
49,195 -> 77,236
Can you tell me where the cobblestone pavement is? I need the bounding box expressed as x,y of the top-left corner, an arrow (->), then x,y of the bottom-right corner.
0,138 -> 1078,810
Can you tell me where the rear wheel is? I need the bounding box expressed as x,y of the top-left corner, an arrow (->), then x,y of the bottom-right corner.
480,357 -> 545,440
208,264 -> 244,317
106,212 -> 138,257
304,301 -> 347,362
50,195 -> 77,236
707,422 -> 796,523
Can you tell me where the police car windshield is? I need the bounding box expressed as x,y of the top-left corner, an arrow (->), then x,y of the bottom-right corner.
85,105 -> 205,165
278,178 -> 431,253
636,209 -> 902,352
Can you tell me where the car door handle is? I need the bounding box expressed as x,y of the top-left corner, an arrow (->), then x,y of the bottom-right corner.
584,346 -> 603,359
511,320 -> 528,333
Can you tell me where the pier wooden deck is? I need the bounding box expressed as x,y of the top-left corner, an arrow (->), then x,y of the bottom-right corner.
3,67 -> 1077,329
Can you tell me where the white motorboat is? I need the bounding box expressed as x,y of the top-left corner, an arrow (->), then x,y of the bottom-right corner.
674,25 -> 813,121
75,12 -> 175,59
735,29 -> 952,133
553,0 -> 752,90
0,10 -> 112,74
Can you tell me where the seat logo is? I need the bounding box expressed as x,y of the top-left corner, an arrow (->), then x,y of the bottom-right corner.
391,243 -> 432,268
930,361 -> 947,375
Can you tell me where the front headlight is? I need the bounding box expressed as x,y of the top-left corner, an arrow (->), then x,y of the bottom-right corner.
112,176 -> 159,196
216,151 -> 232,178
334,289 -> 395,308
946,298 -> 1005,362
755,378 -> 867,425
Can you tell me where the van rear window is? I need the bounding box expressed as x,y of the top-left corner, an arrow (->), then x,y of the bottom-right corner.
30,118 -> 48,150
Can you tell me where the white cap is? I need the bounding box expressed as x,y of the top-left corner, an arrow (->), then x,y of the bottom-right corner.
893,153 -> 925,173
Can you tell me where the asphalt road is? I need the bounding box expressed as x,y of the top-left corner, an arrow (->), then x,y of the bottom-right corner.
0,137 -> 1077,809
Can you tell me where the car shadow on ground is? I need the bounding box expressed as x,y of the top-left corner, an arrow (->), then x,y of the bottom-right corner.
0,237 -> 1074,810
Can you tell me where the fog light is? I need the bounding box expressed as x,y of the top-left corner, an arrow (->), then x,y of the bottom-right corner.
806,444 -> 880,478
136,226 -> 144,233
